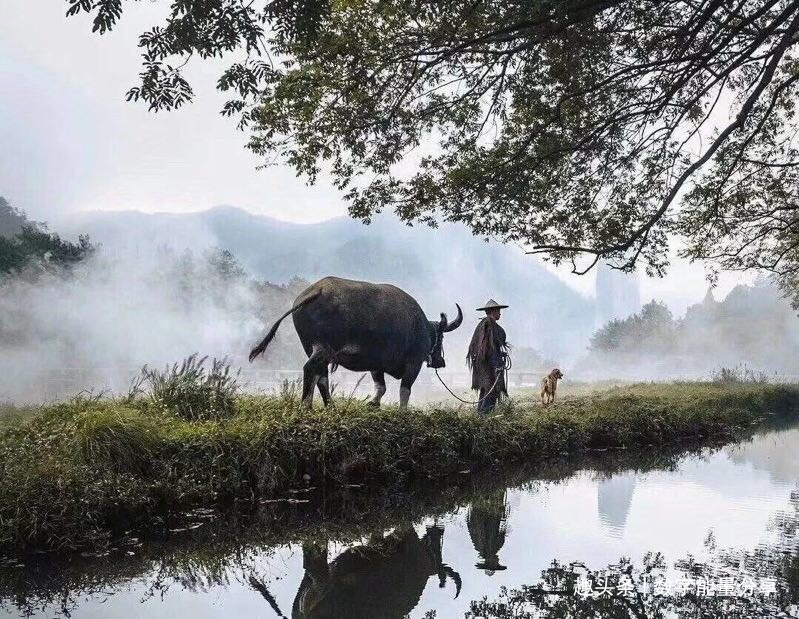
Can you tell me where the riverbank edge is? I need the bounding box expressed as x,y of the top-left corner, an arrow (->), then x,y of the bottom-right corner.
1,382 -> 798,552
0,437 -> 754,611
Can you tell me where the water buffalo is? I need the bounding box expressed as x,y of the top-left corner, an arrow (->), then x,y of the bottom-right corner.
248,276 -> 462,408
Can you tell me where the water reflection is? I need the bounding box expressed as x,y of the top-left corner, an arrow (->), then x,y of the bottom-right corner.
3,422 -> 799,618
467,490 -> 509,574
467,540 -> 797,618
597,474 -> 636,538
273,526 -> 461,619
728,427 -> 799,485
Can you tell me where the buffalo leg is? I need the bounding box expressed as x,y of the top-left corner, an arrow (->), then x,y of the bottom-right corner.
399,363 -> 421,409
316,370 -> 332,407
302,346 -> 329,408
369,371 -> 386,407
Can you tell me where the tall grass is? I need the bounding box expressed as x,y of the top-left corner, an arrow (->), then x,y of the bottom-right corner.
75,406 -> 161,474
136,354 -> 240,421
710,364 -> 770,384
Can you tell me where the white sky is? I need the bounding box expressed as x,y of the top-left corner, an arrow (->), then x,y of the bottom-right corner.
0,0 -> 753,314
0,0 -> 343,222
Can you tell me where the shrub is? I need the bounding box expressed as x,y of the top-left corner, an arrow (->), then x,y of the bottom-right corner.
711,364 -> 769,384
138,354 -> 240,421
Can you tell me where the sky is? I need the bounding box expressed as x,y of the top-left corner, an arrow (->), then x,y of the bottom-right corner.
0,0 -> 753,314
0,0 -> 342,222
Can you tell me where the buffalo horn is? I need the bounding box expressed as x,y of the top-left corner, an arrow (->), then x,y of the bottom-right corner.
441,304 -> 463,332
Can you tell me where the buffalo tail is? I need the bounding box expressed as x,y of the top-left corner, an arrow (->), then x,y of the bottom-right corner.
248,290 -> 321,362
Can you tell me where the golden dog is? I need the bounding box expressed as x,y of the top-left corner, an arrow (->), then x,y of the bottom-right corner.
540,368 -> 564,405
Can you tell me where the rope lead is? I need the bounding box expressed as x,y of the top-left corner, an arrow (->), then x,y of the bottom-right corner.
435,354 -> 512,406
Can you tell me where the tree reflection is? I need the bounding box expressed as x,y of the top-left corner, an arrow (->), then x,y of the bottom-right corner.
466,547 -> 797,618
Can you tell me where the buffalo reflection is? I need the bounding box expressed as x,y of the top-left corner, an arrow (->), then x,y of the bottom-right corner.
251,524 -> 460,618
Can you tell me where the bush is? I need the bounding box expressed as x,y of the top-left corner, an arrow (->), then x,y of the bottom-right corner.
137,354 -> 240,421
711,364 -> 769,384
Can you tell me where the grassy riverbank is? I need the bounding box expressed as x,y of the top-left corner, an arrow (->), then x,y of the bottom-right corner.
0,440 -> 744,614
1,382 -> 798,552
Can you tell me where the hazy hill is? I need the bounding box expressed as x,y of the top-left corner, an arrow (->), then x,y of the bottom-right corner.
61,206 -> 595,360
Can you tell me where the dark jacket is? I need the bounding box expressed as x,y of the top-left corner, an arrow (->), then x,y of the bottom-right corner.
467,317 -> 508,394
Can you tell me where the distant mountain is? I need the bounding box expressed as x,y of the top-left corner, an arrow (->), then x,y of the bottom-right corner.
61,206 -> 595,360
595,263 -> 641,327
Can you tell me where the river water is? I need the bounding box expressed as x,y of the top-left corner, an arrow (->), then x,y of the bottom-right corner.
2,423 -> 799,618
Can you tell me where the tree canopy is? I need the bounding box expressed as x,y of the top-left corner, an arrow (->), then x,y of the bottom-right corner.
66,0 -> 799,285
0,196 -> 94,275
0,196 -> 34,237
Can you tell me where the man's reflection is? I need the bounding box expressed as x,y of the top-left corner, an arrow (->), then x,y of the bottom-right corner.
467,489 -> 509,575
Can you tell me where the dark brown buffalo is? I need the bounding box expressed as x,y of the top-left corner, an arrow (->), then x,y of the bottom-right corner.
248,276 -> 462,407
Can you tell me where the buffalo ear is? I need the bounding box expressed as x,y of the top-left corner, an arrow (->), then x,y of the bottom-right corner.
439,312 -> 448,330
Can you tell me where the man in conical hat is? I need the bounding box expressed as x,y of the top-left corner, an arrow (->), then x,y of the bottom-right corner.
467,299 -> 509,414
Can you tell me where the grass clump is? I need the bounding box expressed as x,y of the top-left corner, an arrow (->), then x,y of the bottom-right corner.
1,381 -> 798,552
75,406 -> 162,474
135,354 -> 240,421
0,403 -> 35,430
710,364 -> 769,384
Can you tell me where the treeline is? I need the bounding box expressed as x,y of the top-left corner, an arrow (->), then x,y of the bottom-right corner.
582,279 -> 799,378
590,300 -> 675,353
0,197 -> 94,275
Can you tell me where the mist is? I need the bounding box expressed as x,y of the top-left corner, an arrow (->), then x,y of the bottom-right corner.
0,244 -> 296,403
2,203 -> 797,405
58,207 -> 598,362
574,279 -> 799,382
